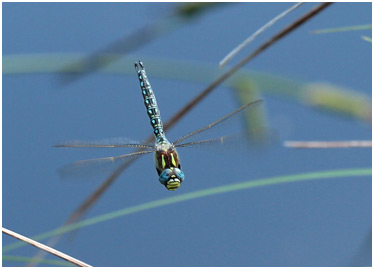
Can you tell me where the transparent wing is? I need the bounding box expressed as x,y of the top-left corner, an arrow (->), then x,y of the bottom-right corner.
54,136 -> 155,149
175,130 -> 274,152
176,133 -> 244,151
173,100 -> 266,146
58,150 -> 154,179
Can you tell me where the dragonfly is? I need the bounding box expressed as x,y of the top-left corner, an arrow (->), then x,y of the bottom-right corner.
55,61 -> 264,190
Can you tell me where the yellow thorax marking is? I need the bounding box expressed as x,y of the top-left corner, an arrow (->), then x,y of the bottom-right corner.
170,153 -> 177,167
161,155 -> 166,169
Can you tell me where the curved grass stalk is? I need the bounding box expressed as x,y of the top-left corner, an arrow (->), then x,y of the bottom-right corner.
3,167 -> 371,253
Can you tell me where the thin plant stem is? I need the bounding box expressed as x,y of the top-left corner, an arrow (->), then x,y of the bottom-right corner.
312,24 -> 372,34
284,140 -> 372,148
219,2 -> 304,68
2,227 -> 91,267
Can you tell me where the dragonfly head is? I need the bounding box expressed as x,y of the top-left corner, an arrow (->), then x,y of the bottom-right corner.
159,167 -> 185,191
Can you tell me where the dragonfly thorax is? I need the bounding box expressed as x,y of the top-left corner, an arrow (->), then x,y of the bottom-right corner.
154,143 -> 184,191
155,140 -> 173,151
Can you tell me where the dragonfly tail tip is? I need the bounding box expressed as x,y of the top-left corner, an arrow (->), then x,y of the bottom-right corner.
134,60 -> 144,71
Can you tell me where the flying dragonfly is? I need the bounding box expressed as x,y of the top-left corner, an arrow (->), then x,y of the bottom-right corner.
55,61 -> 264,190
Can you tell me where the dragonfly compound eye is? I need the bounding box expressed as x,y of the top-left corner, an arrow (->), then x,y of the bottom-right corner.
159,168 -> 185,191
159,168 -> 172,184
173,168 -> 185,182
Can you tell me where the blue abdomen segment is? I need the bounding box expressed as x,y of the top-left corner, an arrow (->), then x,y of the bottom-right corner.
135,61 -> 168,144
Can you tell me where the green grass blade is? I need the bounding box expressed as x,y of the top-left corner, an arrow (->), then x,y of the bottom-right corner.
175,2 -> 226,19
3,168 -> 371,253
312,24 -> 372,34
2,255 -> 75,266
361,36 -> 372,42
301,82 -> 372,123
4,53 -> 370,123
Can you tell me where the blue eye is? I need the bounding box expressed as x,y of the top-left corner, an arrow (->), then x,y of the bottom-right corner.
173,168 -> 185,182
159,169 -> 172,184
159,167 -> 185,190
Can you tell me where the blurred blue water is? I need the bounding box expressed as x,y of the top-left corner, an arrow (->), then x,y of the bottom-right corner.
3,2 -> 371,266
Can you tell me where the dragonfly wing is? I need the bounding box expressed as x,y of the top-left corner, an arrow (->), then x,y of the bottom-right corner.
58,150 -> 154,179
54,136 -> 154,149
173,100 -> 267,146
175,130 -> 274,153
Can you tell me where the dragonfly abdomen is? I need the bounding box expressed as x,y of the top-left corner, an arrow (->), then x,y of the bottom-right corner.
135,61 -> 168,144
